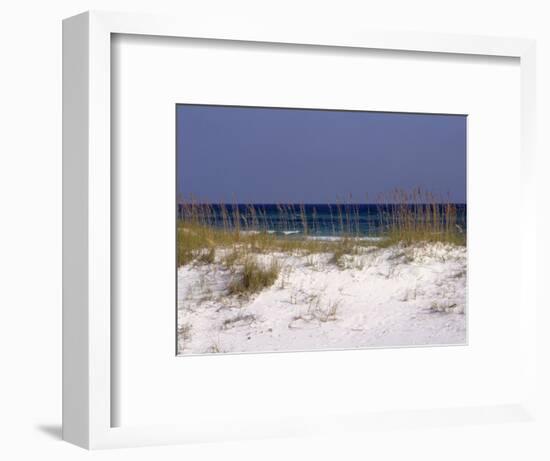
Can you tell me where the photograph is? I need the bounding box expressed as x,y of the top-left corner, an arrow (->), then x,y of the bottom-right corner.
176,104 -> 467,355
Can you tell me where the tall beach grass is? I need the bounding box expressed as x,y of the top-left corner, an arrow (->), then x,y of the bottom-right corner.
177,189 -> 466,268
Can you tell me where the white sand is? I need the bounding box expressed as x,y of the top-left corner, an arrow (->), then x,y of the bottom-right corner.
177,242 -> 466,355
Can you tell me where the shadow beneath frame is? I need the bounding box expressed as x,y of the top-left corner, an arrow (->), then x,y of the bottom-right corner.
36,424 -> 62,440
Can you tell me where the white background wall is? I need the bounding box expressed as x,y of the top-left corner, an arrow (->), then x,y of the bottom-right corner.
0,1 -> 548,459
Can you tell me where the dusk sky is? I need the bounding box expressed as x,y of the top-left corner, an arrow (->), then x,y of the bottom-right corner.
176,105 -> 466,204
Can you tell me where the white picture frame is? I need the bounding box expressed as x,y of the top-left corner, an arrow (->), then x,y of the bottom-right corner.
62,10 -> 537,449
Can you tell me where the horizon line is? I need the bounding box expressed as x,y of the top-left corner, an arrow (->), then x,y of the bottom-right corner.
176,202 -> 468,206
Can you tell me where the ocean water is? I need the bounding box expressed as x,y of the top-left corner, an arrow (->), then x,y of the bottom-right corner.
178,204 -> 467,238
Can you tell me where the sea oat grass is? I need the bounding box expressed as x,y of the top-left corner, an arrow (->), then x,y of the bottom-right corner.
376,189 -> 465,247
195,247 -> 216,265
328,238 -> 359,268
228,258 -> 281,296
177,189 -> 465,267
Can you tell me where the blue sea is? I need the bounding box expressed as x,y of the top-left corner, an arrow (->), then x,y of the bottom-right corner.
178,204 -> 467,238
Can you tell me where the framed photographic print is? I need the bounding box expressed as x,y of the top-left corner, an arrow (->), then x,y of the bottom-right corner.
63,11 -> 537,449
175,104 -> 467,355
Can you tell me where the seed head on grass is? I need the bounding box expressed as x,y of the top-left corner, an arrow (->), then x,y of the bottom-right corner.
228,258 -> 280,296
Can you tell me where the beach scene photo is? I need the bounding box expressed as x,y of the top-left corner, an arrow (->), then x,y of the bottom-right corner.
176,105 -> 467,355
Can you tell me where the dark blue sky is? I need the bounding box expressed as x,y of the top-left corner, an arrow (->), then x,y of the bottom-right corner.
177,105 -> 466,203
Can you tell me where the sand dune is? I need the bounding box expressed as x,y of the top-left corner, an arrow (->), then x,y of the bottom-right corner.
177,242 -> 466,355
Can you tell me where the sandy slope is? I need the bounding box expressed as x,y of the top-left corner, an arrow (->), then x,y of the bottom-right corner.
177,242 -> 467,355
